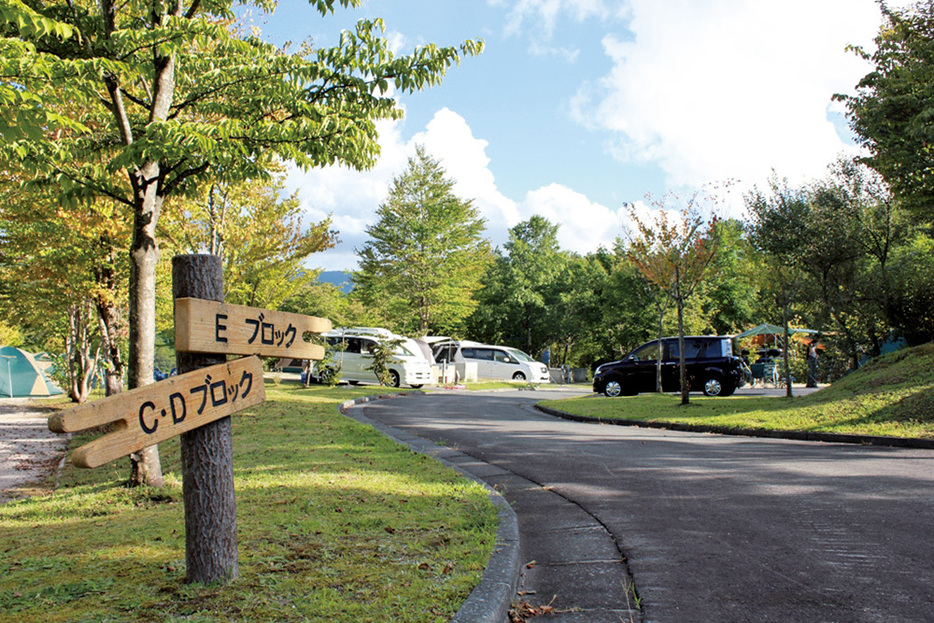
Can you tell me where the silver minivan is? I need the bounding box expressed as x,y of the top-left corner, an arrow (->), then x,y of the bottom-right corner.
313,327 -> 433,388
432,340 -> 550,383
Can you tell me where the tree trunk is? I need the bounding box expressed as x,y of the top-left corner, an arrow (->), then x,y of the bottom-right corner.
655,299 -> 664,393
782,306 -> 794,398
173,254 -> 239,584
97,299 -> 125,397
676,267 -> 689,405
126,161 -> 165,488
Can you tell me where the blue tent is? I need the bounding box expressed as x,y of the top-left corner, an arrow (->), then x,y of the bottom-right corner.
0,346 -> 63,397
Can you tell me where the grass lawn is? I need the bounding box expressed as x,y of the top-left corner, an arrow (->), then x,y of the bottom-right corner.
540,343 -> 934,439
0,384 -> 498,623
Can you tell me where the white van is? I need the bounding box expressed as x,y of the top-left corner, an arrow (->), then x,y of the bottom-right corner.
313,327 -> 433,388
432,340 -> 550,383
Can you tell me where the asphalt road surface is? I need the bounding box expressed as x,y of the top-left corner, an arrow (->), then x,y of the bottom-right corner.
358,390 -> 934,623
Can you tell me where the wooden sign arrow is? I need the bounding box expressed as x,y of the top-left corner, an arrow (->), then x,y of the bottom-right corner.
49,357 -> 265,468
174,298 -> 331,359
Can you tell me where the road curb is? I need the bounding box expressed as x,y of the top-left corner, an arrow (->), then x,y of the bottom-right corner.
339,392 -> 520,623
534,403 -> 934,449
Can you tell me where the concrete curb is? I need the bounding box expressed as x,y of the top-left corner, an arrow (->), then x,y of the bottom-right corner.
338,392 -> 520,623
535,404 -> 934,450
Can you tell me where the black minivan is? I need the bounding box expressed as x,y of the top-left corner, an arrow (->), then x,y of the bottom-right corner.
593,336 -> 747,397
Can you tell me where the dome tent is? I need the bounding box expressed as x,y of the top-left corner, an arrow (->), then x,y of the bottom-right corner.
0,346 -> 63,397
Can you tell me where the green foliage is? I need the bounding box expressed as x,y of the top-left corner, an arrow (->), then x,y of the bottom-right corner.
468,215 -> 568,356
161,174 -> 337,309
836,0 -> 934,222
886,234 -> 934,345
353,145 -> 491,335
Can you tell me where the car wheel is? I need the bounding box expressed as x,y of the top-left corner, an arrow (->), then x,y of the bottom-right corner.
604,379 -> 623,397
409,384 -> 423,389
348,380 -> 359,386
703,374 -> 726,397
387,369 -> 401,388
512,371 -> 527,381
319,368 -> 334,384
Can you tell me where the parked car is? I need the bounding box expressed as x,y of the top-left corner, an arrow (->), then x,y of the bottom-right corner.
432,340 -> 550,383
593,335 -> 746,397
311,327 -> 433,388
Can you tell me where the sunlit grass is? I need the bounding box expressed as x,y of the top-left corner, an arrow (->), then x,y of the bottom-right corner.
541,344 -> 934,439
0,384 -> 497,622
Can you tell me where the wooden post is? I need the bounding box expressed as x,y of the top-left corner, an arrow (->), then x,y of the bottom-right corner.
172,254 -> 238,584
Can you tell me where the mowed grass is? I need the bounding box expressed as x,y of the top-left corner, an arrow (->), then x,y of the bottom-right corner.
0,384 -> 498,623
541,343 -> 934,439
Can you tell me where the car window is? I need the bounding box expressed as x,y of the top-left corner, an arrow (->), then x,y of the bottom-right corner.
667,339 -> 709,359
344,338 -> 362,354
630,341 -> 659,362
493,350 -> 513,363
476,349 -> 495,361
505,348 -> 534,363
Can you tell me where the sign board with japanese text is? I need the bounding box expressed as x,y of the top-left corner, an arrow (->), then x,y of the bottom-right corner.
174,298 -> 331,360
49,356 -> 265,468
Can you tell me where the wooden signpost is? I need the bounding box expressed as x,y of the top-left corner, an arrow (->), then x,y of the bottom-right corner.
175,298 -> 331,360
48,253 -> 331,585
49,356 -> 265,468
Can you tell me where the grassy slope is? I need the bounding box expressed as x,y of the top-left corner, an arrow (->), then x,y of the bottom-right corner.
540,343 -> 934,439
0,384 -> 497,623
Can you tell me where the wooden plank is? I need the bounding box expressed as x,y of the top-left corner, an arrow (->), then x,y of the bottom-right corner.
175,298 -> 330,359
49,357 -> 266,468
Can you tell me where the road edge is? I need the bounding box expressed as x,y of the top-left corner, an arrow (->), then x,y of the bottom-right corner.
339,392 -> 520,623
535,403 -> 934,449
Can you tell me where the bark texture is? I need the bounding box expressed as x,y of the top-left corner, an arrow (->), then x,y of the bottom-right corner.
173,254 -> 238,584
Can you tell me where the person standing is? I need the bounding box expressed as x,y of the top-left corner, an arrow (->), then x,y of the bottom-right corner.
806,340 -> 819,388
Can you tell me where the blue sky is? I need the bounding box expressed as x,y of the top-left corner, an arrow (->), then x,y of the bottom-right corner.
247,0 -> 899,271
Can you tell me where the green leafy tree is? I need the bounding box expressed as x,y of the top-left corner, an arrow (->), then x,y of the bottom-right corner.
0,175 -> 130,402
353,145 -> 490,335
1,1 -> 481,485
624,191 -> 720,404
835,0 -> 934,222
691,219 -> 763,336
162,175 -> 337,309
469,216 -> 569,357
745,177 -> 812,396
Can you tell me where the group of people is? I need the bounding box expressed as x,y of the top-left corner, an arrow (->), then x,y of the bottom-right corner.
740,340 -> 821,388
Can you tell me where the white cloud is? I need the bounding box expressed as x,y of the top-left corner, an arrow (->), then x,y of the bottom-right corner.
521,183 -> 626,252
285,107 -> 630,270
497,0 -> 627,57
572,0 -> 885,197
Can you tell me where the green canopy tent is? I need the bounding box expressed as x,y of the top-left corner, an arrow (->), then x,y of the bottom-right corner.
734,323 -> 817,342
0,346 -> 63,397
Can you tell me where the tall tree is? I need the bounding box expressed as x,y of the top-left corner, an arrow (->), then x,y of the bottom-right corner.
745,177 -> 812,397
353,145 -> 490,335
469,216 -> 568,356
835,0 -> 934,222
625,192 -> 720,404
1,1 -> 481,485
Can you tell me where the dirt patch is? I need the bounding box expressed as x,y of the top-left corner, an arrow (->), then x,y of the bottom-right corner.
0,397 -> 69,502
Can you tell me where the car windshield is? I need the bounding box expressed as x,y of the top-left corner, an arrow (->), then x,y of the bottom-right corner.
505,348 -> 534,363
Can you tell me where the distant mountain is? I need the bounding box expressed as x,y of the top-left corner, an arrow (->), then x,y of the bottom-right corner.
318,270 -> 353,294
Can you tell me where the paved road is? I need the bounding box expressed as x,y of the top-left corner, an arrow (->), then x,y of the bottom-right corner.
359,390 -> 934,623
